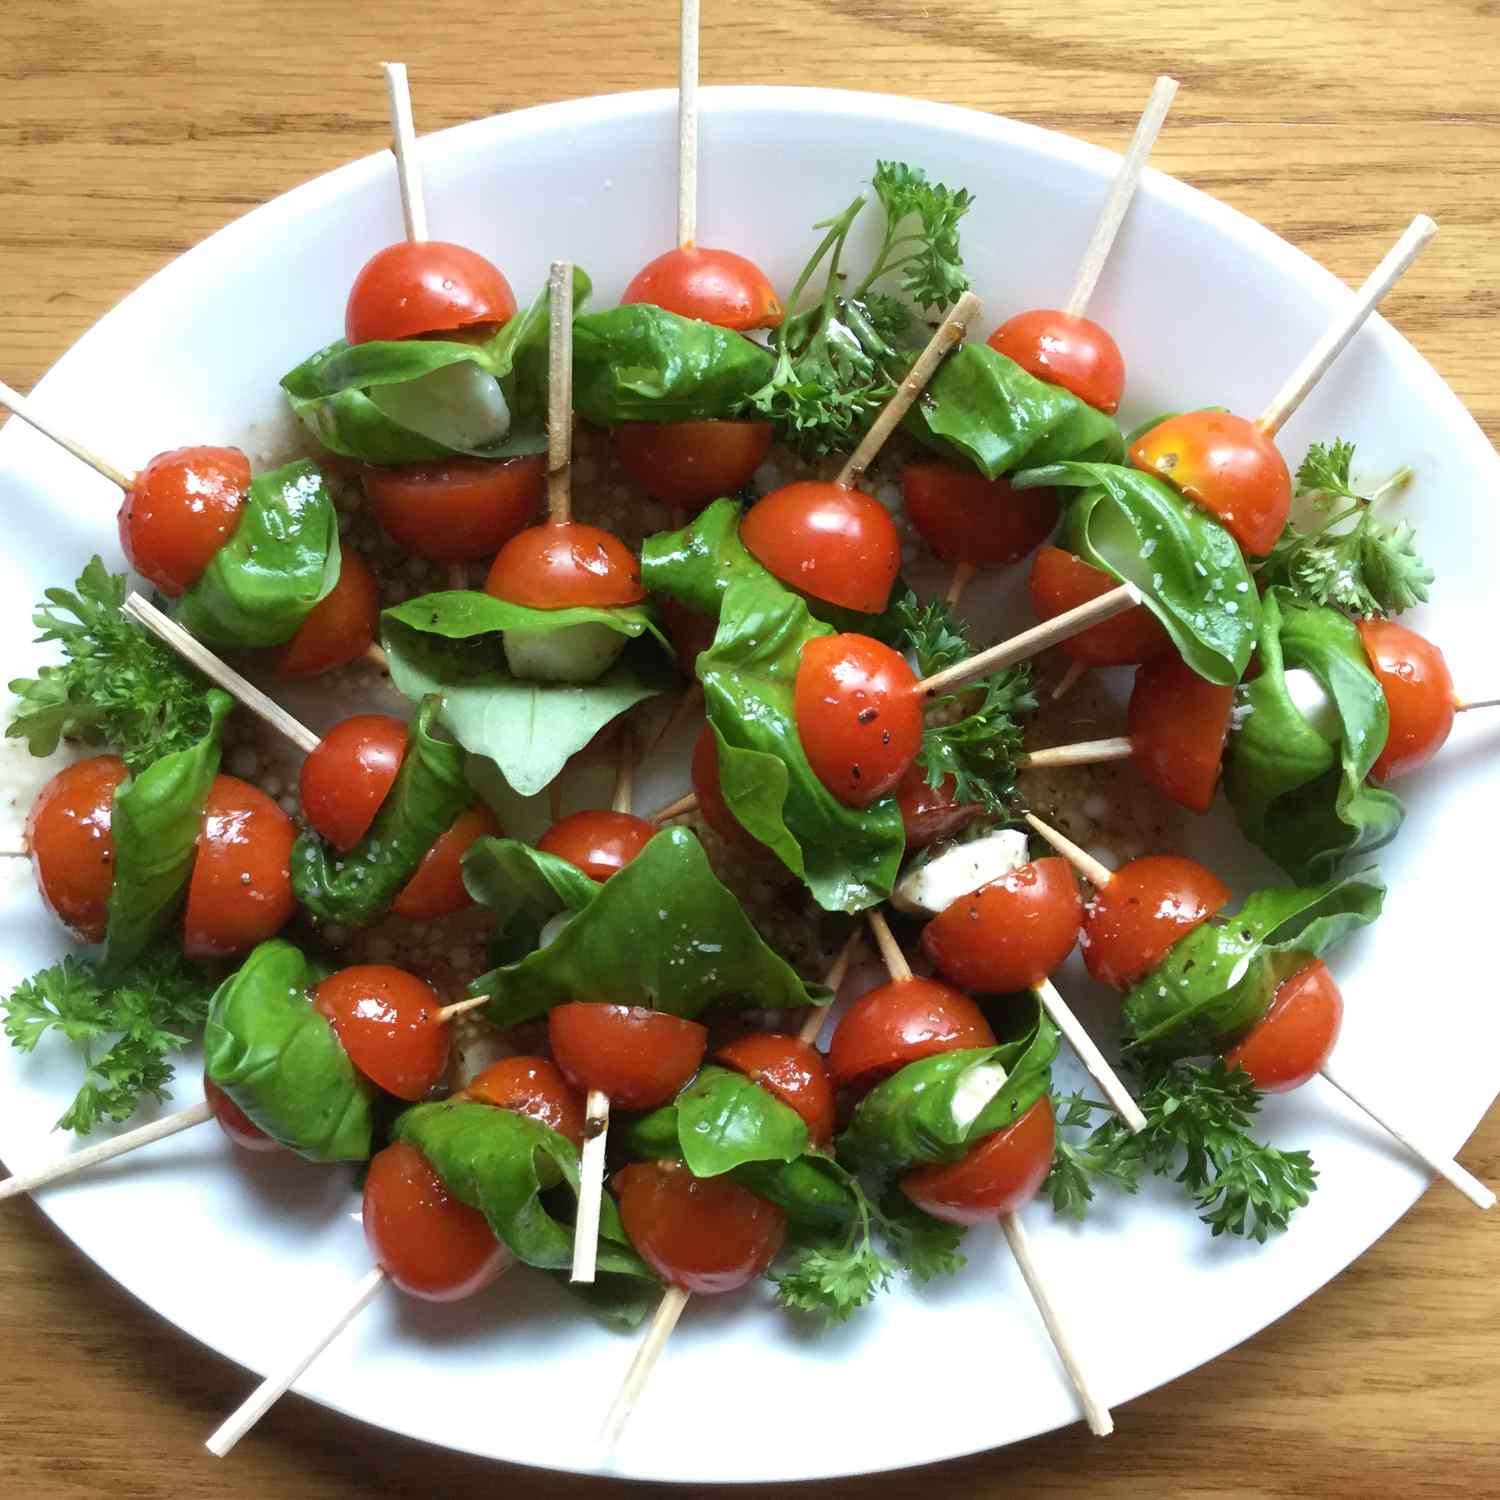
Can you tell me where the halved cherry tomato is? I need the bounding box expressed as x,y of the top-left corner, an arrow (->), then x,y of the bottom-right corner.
117,446 -> 251,597
988,310 -> 1126,414
484,521 -> 645,609
345,241 -> 517,346
1129,412 -> 1291,556
1356,618 -> 1456,782
901,463 -> 1060,569
270,546 -> 381,678
392,803 -> 502,919
895,763 -> 982,851
621,247 -> 782,332
1082,855 -> 1231,990
462,1056 -> 586,1148
26,754 -> 127,943
1224,959 -> 1343,1093
740,481 -> 902,614
1028,546 -> 1172,667
901,1095 -> 1056,1224
363,1140 -> 511,1302
203,1075 -> 281,1152
364,455 -> 545,564
613,1160 -> 786,1294
548,1004 -> 708,1110
537,809 -> 655,883
921,857 -> 1081,994
299,714 -> 407,852
794,633 -> 923,808
828,976 -> 996,1096
182,775 -> 296,959
1127,656 -> 1234,813
661,598 -> 717,676
715,1033 -> 835,1147
313,964 -> 449,1101
613,421 -> 772,513
689,725 -> 754,848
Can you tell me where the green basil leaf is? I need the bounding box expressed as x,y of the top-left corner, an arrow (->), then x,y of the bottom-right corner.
640,495 -> 765,614
672,1065 -> 809,1176
383,587 -> 667,649
460,836 -> 601,955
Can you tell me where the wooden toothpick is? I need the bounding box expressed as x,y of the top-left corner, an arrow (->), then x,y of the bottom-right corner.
547,261 -> 574,526
677,0 -> 700,248
1023,811 -> 1114,890
647,791 -> 698,824
0,377 -> 136,491
796,928 -> 862,1045
865,907 -> 912,982
571,1090 -> 612,1285
381,62 -> 428,242
1018,736 -> 1136,771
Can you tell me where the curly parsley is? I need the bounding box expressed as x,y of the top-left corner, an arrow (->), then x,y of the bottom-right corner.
773,1174 -> 894,1325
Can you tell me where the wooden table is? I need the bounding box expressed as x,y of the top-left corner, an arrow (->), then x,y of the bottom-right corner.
3,1 -> 1497,1493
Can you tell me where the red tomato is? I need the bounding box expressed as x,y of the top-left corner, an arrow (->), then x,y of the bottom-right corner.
364,455 -> 545,564
794,633 -> 922,808
312,964 -> 449,1100
690,725 -> 754,847
203,1075 -> 281,1153
901,463 -> 1060,569
894,763 -> 982,851
363,1140 -> 510,1302
827,977 -> 996,1095
1356,618 -> 1456,782
392,803 -> 502,919
548,1004 -> 708,1110
1027,546 -> 1172,667
1082,855 -> 1231,990
740,481 -> 902,614
613,1160 -> 786,1295
182,775 -> 296,959
1224,959 -> 1343,1093
921,857 -> 1081,993
613,421 -> 772,513
988,310 -> 1126,414
462,1056 -> 586,1148
299,714 -> 407,852
345,241 -> 517,345
1129,412 -> 1291,556
270,546 -> 380,678
537,809 -> 655,883
901,1096 -> 1056,1224
25,755 -> 127,943
621,247 -> 782,332
715,1033 -> 836,1148
1127,656 -> 1234,813
661,597 -> 717,676
117,446 -> 251,597
484,521 -> 645,609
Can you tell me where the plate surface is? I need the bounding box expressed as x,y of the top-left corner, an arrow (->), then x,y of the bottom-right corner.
0,86 -> 1497,1484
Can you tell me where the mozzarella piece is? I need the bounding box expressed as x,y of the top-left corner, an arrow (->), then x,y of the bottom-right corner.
503,621 -> 628,683
948,1061 -> 1009,1130
369,359 -> 511,450
1283,667 -> 1343,742
890,827 -> 1031,917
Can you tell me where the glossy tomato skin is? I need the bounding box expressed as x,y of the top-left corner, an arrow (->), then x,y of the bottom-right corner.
1128,656 -> 1234,813
895,763 -> 982,850
26,755 -> 127,943
1130,412 -> 1291,556
537,809 -> 655,883
988,310 -> 1126,414
690,725 -> 755,848
921,857 -> 1082,993
182,775 -> 296,959
1028,545 -> 1172,667
484,521 -> 645,609
462,1056 -> 586,1148
901,1095 -> 1056,1223
1082,855 -> 1231,989
300,714 -> 408,852
118,446 -> 251,597
901,463 -> 1059,569
1356,618 -> 1456,782
313,964 -> 449,1101
715,1032 -> 836,1147
828,977 -> 996,1095
794,633 -> 922,808
1224,959 -> 1343,1093
203,1075 -> 281,1152
363,1140 -> 511,1302
621,247 -> 782,332
613,421 -> 772,513
270,546 -> 380,678
548,1004 -> 708,1110
740,481 -> 902,614
392,803 -> 502,919
345,241 -> 517,345
364,455 -> 545,564
613,1160 -> 787,1294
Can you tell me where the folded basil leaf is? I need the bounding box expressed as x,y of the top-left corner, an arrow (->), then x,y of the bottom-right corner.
640,495 -> 766,614
1224,590 -> 1404,883
460,837 -> 600,955
671,1065 -> 809,1176
384,587 -> 668,651
203,939 -> 371,1161
171,461 -> 341,649
102,688 -> 232,977
1122,867 -> 1385,1060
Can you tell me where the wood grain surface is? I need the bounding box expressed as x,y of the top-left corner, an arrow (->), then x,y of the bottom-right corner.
2,1 -> 1497,1495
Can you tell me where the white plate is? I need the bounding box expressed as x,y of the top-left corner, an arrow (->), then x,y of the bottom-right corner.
1,87 -> 1497,1485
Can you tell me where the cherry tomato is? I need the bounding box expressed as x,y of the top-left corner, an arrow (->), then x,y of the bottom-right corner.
988,310 -> 1126,414
621,247 -> 782,332
484,521 -> 645,609
740,481 -> 902,614
921,857 -> 1081,994
1027,546 -> 1172,667
1224,959 -> 1343,1093
203,1075 -> 281,1153
689,725 -> 754,848
26,755 -> 127,943
392,803 -> 502,919
895,763 -> 982,851
661,597 -> 717,676
299,714 -> 407,852
1127,656 -> 1234,813
901,1095 -> 1056,1224
1082,855 -> 1231,990
117,446 -> 251,597
270,546 -> 380,678
345,241 -> 517,346
613,1160 -> 786,1294
715,1032 -> 836,1147
313,964 -> 449,1101
794,633 -> 922,808
537,809 -> 655,883
1356,618 -> 1456,782
182,775 -> 296,959
901,463 -> 1060,569
613,421 -> 772,513
462,1056 -> 586,1148
548,1004 -> 708,1110
1129,412 -> 1291,556
364,455 -> 545,564
363,1140 -> 510,1302
827,977 -> 996,1095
